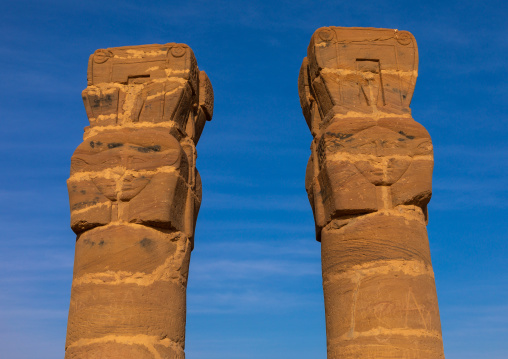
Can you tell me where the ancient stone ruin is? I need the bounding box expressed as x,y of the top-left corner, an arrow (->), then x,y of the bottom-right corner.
64,27 -> 445,359
298,27 -> 445,358
65,43 -> 213,358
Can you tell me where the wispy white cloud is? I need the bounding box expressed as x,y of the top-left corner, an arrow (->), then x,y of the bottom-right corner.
197,239 -> 319,257
195,219 -> 314,234
431,186 -> 507,210
0,331 -> 65,359
437,144 -> 508,157
200,173 -> 259,187
199,172 -> 305,190
1,67 -> 82,96
188,288 -> 321,314
0,308 -> 68,320
426,144 -> 508,209
203,192 -> 309,211
0,250 -> 73,275
187,238 -> 321,314
442,303 -> 508,359
192,258 -> 319,281
190,239 -> 320,281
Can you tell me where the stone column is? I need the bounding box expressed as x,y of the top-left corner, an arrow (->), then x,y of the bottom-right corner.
298,27 -> 445,358
65,43 -> 213,358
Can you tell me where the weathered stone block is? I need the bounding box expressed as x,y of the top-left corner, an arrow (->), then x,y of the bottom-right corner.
299,27 -> 444,358
65,42 -> 212,359
321,212 -> 432,274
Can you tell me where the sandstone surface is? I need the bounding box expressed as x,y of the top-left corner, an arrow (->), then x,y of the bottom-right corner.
299,27 -> 445,358
65,43 -> 213,358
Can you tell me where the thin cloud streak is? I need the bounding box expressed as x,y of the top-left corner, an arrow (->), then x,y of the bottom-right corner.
192,259 -> 319,280
188,289 -> 322,315
196,239 -> 320,257
203,192 -> 309,211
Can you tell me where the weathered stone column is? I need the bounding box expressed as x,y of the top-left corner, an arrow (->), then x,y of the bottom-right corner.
299,27 -> 445,358
65,43 -> 213,358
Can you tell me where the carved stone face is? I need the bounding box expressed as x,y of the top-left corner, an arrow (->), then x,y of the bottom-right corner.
309,118 -> 434,222
320,120 -> 433,186
70,129 -> 185,202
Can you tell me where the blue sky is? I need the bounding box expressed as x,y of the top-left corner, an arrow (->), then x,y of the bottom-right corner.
0,0 -> 507,358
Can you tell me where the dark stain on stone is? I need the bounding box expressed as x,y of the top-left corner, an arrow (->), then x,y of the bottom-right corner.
140,238 -> 153,249
80,190 -> 86,194
398,131 -> 415,140
83,239 -> 95,246
327,132 -> 353,140
98,240 -> 105,246
136,145 -> 161,153
72,200 -> 97,210
104,94 -> 113,106
108,143 -> 123,149
90,141 -> 95,148
72,196 -> 100,210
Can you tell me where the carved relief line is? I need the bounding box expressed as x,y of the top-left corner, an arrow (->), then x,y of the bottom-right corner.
68,166 -> 179,182
144,87 -> 182,101
328,112 -> 414,120
116,49 -> 169,58
72,239 -> 190,288
83,122 -> 180,139
70,201 -> 111,216
66,334 -> 185,359
323,206 -> 428,230
85,76 -> 188,88
323,153 -> 433,163
322,259 -> 435,285
321,68 -> 417,77
78,221 -> 188,235
329,327 -> 443,344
